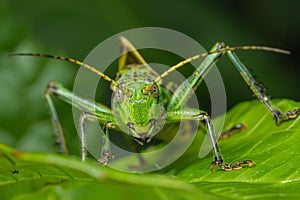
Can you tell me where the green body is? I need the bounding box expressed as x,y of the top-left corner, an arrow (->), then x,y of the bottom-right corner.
112,65 -> 165,139
11,37 -> 299,170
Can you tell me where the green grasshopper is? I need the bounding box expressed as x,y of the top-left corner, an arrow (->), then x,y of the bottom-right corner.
10,37 -> 299,171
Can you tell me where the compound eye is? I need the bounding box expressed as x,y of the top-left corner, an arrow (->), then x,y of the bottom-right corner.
141,86 -> 149,95
115,88 -> 124,103
150,83 -> 159,98
126,90 -> 133,98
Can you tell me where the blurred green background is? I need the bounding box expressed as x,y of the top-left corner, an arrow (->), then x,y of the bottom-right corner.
0,0 -> 299,156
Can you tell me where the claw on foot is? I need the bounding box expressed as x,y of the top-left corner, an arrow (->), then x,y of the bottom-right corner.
273,108 -> 300,125
286,108 -> 300,119
97,150 -> 114,166
222,160 -> 254,171
211,158 -> 254,171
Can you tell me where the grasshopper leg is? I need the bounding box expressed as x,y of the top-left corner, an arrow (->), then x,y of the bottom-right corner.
79,113 -> 115,164
226,50 -> 300,124
45,81 -> 116,162
202,115 -> 254,171
45,83 -> 68,155
79,112 -> 100,161
167,108 -> 254,171
167,42 -> 299,125
98,122 -> 116,165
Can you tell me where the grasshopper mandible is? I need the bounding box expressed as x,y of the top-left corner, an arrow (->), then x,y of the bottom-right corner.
9,37 -> 300,171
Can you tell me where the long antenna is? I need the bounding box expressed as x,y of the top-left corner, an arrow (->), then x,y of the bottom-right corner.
155,46 -> 290,83
8,53 -> 118,86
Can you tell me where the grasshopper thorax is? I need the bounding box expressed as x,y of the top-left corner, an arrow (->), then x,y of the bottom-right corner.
112,65 -> 166,142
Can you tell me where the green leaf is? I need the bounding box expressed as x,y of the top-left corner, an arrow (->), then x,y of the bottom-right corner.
175,99 -> 300,199
0,99 -> 299,199
0,145 -> 203,200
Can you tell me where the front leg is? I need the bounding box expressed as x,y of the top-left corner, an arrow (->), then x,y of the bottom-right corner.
98,122 -> 116,165
167,108 -> 254,171
78,113 -> 115,163
46,81 -> 117,162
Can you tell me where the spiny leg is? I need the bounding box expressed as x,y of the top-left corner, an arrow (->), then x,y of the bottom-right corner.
226,50 -> 300,124
45,80 -> 116,160
79,112 -> 100,161
166,108 -> 254,171
45,87 -> 68,155
167,42 -> 223,110
203,116 -> 253,171
98,122 -> 116,165
79,113 -> 116,164
160,42 -> 298,123
10,52 -> 123,164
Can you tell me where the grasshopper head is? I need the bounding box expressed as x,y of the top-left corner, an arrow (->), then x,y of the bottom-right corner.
112,80 -> 166,142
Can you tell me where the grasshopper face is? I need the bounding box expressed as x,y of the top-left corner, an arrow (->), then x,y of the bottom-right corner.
112,78 -> 166,142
